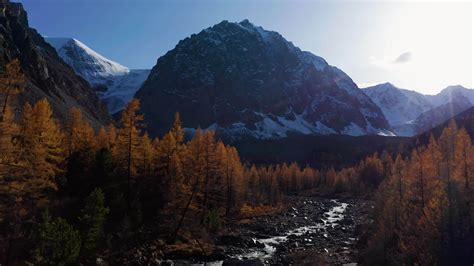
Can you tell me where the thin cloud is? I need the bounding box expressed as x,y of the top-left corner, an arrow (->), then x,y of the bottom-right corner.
369,52 -> 413,68
392,52 -> 412,64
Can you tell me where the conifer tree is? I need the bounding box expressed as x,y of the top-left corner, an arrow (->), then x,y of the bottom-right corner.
0,104 -> 18,179
35,211 -> 81,266
171,129 -> 204,243
18,99 -> 63,198
455,128 -> 472,190
114,99 -> 143,201
78,188 -> 109,257
200,130 -> 218,223
66,107 -> 95,155
95,127 -> 109,150
138,133 -> 154,179
171,112 -> 184,145
0,59 -> 25,118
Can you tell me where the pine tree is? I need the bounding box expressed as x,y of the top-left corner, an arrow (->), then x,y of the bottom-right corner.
78,188 -> 109,257
35,211 -> 81,266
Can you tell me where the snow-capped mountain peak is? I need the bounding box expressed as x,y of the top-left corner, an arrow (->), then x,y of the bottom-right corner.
46,38 -> 150,114
46,38 -> 129,83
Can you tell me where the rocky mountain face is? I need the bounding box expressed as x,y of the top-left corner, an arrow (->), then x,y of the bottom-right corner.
363,83 -> 473,136
136,20 -> 391,139
45,38 -> 150,114
0,1 -> 109,126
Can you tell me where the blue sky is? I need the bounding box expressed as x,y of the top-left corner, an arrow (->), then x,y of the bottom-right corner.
19,0 -> 472,94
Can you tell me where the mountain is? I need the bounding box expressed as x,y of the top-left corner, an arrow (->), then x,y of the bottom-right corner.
412,94 -> 472,134
414,107 -> 474,148
136,19 -> 391,139
363,83 -> 473,136
0,1 -> 109,125
45,38 -> 150,114
426,85 -> 474,106
363,83 -> 432,135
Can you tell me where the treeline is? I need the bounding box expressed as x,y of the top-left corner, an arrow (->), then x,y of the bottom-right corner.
364,121 -> 473,265
0,60 -> 379,264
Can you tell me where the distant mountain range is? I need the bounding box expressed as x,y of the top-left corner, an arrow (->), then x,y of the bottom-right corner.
45,38 -> 150,114
41,19 -> 473,139
363,83 -> 474,136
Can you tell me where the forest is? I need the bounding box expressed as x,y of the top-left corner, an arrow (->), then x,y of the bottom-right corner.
0,60 -> 472,265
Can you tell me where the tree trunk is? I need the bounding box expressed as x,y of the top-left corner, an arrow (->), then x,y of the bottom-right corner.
171,173 -> 200,243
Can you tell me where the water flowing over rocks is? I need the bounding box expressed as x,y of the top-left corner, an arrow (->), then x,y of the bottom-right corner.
125,196 -> 374,265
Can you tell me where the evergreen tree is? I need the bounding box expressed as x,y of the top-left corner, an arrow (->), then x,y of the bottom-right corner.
35,211 -> 81,266
78,188 -> 109,257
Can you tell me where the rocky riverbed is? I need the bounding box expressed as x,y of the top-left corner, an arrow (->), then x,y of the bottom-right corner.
161,196 -> 374,265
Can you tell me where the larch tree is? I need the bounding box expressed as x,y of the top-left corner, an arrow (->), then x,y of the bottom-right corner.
454,128 -> 472,190
171,112 -> 184,145
137,133 -> 154,179
114,99 -> 144,201
200,130 -> 218,223
18,99 -> 63,195
65,107 -> 95,155
171,129 -> 205,243
0,59 -> 25,118
0,104 -> 19,178
95,127 -> 109,150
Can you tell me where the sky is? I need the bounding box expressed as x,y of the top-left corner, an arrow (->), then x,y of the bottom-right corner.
19,0 -> 473,95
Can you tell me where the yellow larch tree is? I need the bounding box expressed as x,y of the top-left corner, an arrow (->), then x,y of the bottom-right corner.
65,107 -> 95,155
0,59 -> 25,117
114,99 -> 144,198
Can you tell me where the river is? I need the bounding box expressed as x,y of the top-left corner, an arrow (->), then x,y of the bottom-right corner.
166,197 -> 373,265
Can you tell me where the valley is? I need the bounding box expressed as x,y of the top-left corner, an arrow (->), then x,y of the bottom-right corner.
0,1 -> 472,265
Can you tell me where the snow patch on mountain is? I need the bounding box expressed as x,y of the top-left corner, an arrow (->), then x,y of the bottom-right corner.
46,38 -> 150,114
194,111 -> 393,140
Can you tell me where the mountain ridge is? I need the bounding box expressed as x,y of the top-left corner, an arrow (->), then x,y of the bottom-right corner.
136,19 -> 392,139
363,83 -> 474,136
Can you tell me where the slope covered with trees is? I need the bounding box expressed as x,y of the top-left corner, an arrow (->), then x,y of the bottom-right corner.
0,59 -> 375,264
0,59 -> 472,264
364,121 -> 473,265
